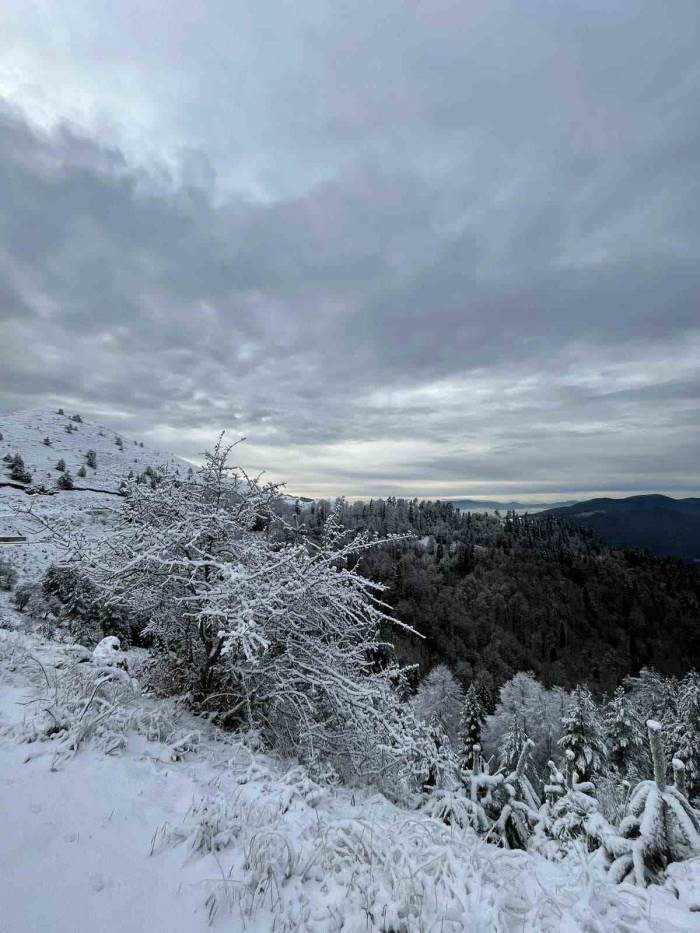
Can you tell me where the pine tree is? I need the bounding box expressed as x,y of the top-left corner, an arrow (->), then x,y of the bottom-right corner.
604,686 -> 645,776
499,713 -> 529,772
85,449 -> 97,469
55,459 -> 66,472
56,471 -> 74,490
8,454 -> 32,483
559,684 -> 608,781
458,684 -> 486,770
671,672 -> 700,798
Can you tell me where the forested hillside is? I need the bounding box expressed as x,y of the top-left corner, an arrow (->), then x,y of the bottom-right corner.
294,498 -> 700,699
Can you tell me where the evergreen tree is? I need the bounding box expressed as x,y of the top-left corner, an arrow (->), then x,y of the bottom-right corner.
459,684 -> 486,769
55,458 -> 66,472
56,471 -> 74,490
604,686 -> 645,776
85,449 -> 97,469
8,454 -> 32,483
499,713 -> 529,772
671,672 -> 700,797
559,684 -> 608,781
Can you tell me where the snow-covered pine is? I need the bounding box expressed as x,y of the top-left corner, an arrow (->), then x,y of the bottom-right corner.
670,672 -> 700,798
487,738 -> 541,850
558,684 -> 608,781
498,712 -> 529,772
601,720 -> 700,886
457,682 -> 485,770
604,684 -> 645,777
54,434 -> 422,787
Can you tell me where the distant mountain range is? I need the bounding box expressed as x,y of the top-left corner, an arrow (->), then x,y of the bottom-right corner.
448,498 -> 578,512
541,495 -> 700,562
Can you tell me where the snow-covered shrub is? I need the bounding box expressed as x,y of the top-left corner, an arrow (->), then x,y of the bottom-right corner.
8,453 -> 31,483
41,564 -> 139,646
85,449 -> 97,469
56,470 -> 74,490
92,635 -> 128,669
600,720 -> 700,885
63,436 -> 419,787
0,557 -> 18,591
11,582 -> 36,612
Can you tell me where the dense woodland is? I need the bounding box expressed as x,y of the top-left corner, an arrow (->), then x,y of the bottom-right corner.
291,497 -> 700,701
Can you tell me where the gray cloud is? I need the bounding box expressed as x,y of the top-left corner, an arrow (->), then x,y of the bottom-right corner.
0,1 -> 699,498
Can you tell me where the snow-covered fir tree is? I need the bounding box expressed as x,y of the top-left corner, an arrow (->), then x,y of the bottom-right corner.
671,672 -> 700,798
458,683 -> 485,770
604,685 -> 645,777
499,713 -> 529,772
559,684 -> 608,781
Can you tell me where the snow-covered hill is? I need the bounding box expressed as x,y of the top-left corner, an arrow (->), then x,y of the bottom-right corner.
0,407 -> 192,494
0,407 -> 193,582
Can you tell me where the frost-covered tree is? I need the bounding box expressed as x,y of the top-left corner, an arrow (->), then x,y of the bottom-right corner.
458,683 -> 486,769
42,436 -> 52,446
559,685 -> 608,781
77,465 -> 87,478
604,686 -> 645,777
63,435 -> 418,783
55,458 -> 66,472
483,672 -> 566,778
413,664 -> 464,747
85,449 -> 97,469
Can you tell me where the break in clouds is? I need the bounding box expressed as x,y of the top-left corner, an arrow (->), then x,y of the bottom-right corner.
0,0 -> 699,499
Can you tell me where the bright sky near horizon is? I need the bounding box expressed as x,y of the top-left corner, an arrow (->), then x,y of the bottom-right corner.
1,1 -> 699,499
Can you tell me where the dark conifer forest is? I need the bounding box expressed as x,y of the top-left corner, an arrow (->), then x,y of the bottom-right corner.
295,498 -> 700,700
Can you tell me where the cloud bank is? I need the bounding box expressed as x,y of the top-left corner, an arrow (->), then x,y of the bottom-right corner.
0,1 -> 699,498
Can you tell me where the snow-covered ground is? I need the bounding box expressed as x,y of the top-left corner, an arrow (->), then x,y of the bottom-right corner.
1,619 -> 699,932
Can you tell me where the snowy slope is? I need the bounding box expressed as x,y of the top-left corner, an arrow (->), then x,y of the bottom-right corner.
0,408 -> 193,582
2,625 -> 698,933
0,407 -> 192,494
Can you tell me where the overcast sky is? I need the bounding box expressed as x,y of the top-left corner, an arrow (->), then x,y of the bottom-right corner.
1,1 -> 699,500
